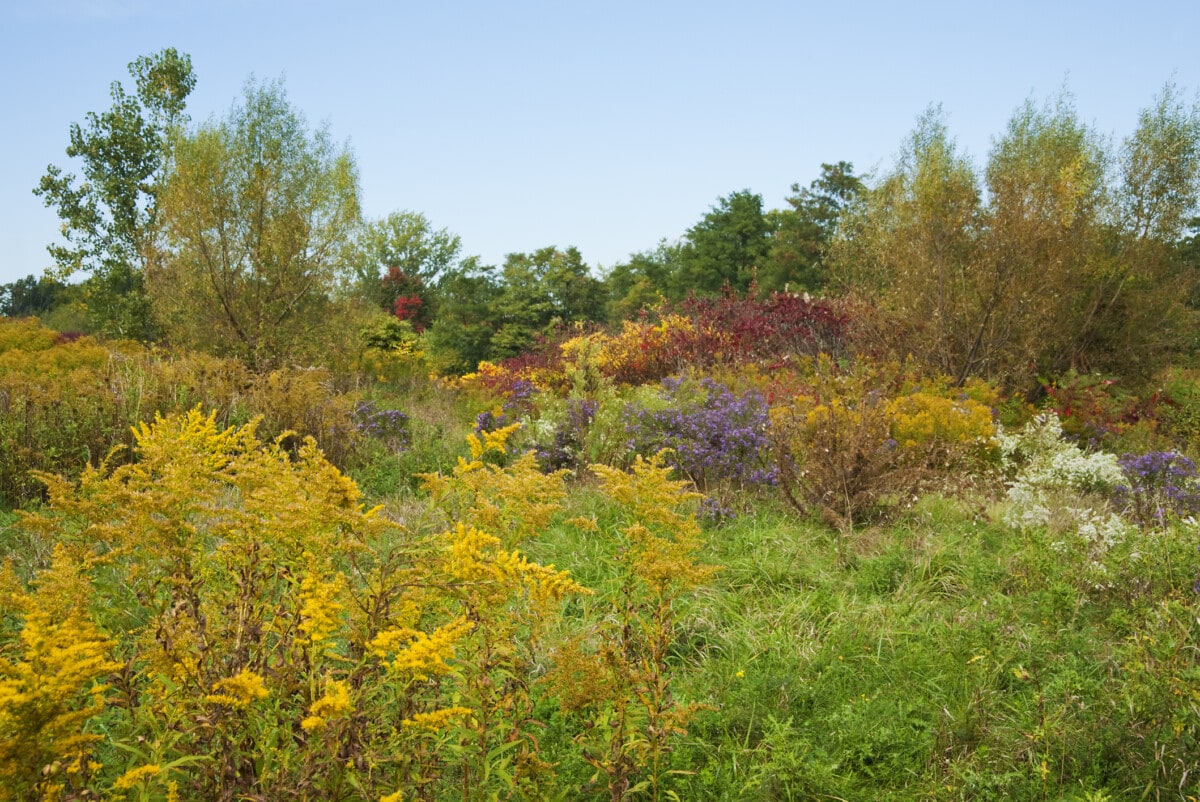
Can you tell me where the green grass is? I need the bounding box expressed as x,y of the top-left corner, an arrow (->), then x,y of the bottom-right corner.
504,487 -> 1200,801
4,402 -> 1198,800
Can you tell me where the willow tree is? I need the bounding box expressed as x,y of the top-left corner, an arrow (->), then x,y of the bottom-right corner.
149,79 -> 360,369
829,108 -> 987,381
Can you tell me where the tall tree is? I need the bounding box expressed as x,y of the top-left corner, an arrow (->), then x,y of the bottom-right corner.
983,94 -> 1112,380
349,211 -> 462,312
1071,84 -> 1200,376
0,275 -> 68,318
490,246 -> 604,358
674,190 -> 775,297
149,78 -> 360,369
763,162 -> 864,292
831,89 -> 1200,388
831,109 -> 986,380
34,48 -> 195,339
425,258 -> 502,374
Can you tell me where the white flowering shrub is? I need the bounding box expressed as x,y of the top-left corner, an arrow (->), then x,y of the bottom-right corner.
998,413 -> 1125,497
998,413 -> 1133,586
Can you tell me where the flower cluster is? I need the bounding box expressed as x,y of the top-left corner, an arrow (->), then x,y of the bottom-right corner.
474,408 -> 509,435
1113,451 -> 1200,527
625,377 -> 775,491
998,413 -> 1125,531
350,400 -> 410,450
536,398 -> 599,473
206,669 -> 270,709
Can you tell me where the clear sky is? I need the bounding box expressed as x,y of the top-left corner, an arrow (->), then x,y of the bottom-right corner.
1,0 -> 1197,285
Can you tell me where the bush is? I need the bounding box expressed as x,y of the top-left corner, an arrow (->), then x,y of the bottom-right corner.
624,376 -> 775,492
772,360 -> 999,532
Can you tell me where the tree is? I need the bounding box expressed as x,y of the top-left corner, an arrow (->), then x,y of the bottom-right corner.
982,94 -> 1113,381
674,190 -> 775,297
603,240 -> 680,321
349,211 -> 462,314
34,48 -> 195,339
1070,84 -> 1200,377
0,275 -> 68,318
763,162 -> 864,292
425,258 -> 502,373
830,89 -> 1200,389
490,246 -> 605,358
830,108 -> 986,380
149,78 -> 360,369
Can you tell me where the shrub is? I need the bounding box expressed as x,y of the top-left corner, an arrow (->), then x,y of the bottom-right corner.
4,410 -> 591,801
771,360 -> 1000,532
772,389 -> 911,532
1041,371 -> 1142,449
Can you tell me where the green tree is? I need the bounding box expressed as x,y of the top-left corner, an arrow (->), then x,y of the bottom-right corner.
603,240 -> 680,321
763,162 -> 864,292
831,89 -> 1200,388
425,258 -> 502,373
349,211 -> 462,309
34,48 -> 195,339
830,109 -> 986,380
490,246 -> 604,358
983,94 -> 1113,381
673,190 -> 775,297
0,275 -> 69,318
1071,83 -> 1200,377
148,78 -> 360,369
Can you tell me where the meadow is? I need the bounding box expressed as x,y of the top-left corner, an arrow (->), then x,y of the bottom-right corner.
2,307 -> 1198,802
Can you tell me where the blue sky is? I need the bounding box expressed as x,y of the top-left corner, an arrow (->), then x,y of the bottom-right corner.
1,0 -> 1197,285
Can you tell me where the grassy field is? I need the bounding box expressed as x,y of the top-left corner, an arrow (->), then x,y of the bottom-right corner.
1,316 -> 1198,800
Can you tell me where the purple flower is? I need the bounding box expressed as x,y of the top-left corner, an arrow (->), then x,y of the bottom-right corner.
535,398 -> 599,473
352,401 -> 410,450
1114,450 -> 1200,526
623,377 -> 774,491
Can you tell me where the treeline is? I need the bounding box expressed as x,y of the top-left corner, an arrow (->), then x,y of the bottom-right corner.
7,48 -> 1200,390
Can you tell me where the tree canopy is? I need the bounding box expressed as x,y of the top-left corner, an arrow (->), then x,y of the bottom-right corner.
148,78 -> 361,369
829,88 -> 1200,388
34,48 -> 195,339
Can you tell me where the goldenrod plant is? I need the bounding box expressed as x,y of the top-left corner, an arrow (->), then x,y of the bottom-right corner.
547,454 -> 717,802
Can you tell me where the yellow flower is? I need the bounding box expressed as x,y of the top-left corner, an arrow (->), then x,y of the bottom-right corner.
301,679 -> 353,731
206,669 -> 269,708
402,705 -> 473,730
298,570 -> 345,647
113,764 -> 161,790
370,617 -> 473,680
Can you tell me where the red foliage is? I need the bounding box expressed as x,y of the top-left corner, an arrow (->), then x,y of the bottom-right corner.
381,267 -> 431,331
392,294 -> 425,330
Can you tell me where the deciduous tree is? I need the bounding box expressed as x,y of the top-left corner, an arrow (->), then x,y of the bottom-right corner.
149,79 -> 360,369
490,246 -> 604,358
674,190 -> 775,297
831,89 -> 1200,388
763,161 -> 864,292
349,211 -> 461,314
34,48 -> 195,339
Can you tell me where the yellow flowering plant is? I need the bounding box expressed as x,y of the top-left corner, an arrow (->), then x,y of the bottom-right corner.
545,454 -> 718,802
